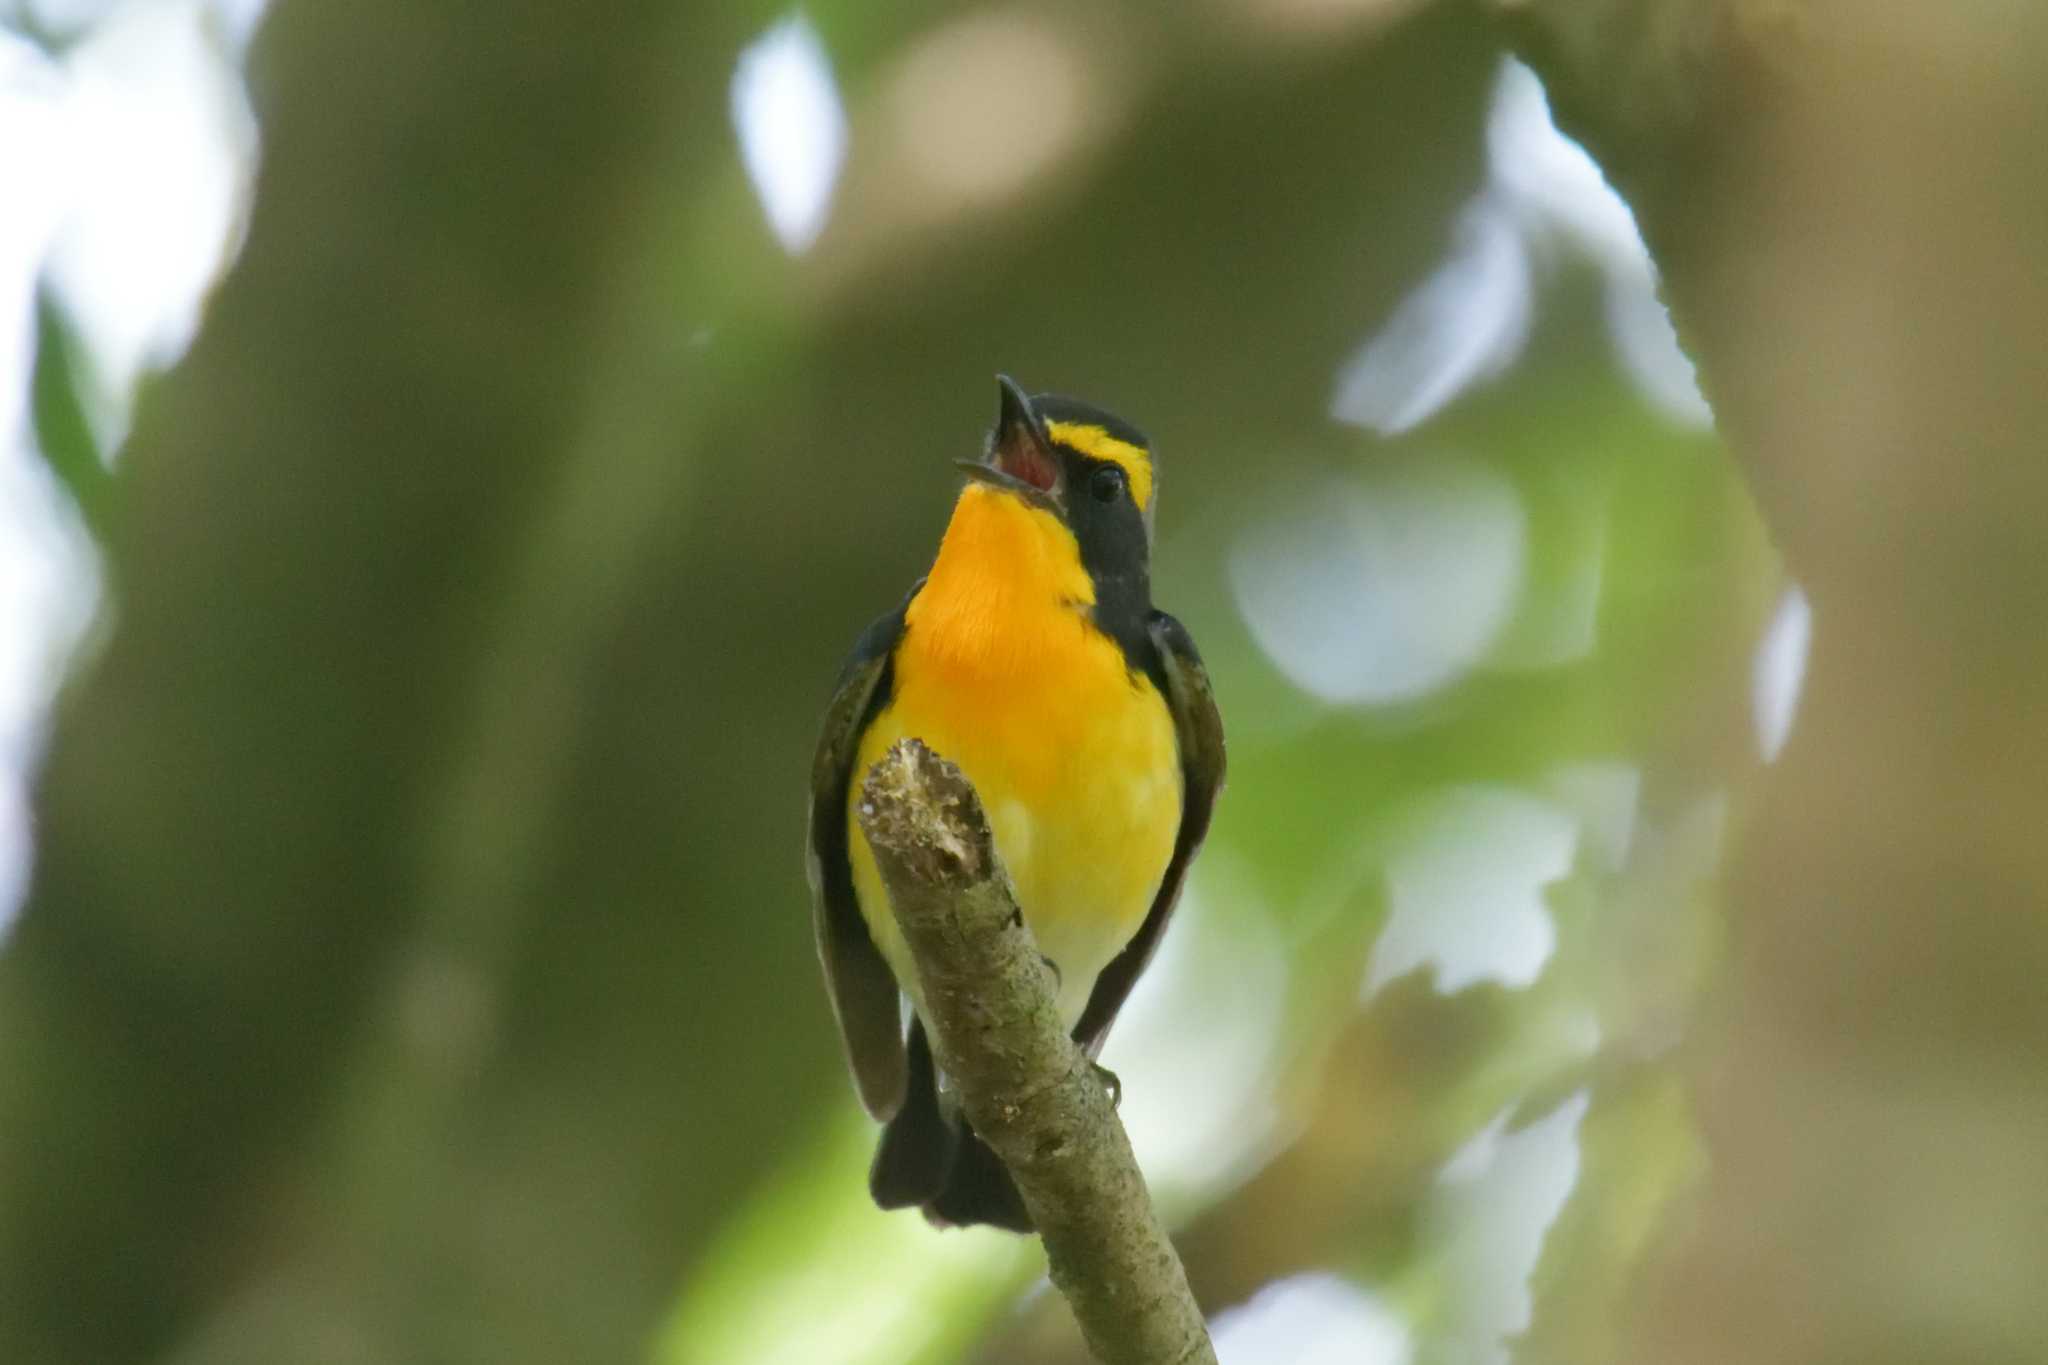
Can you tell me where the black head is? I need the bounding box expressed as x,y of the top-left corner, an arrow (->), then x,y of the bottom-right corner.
956,376 -> 1157,606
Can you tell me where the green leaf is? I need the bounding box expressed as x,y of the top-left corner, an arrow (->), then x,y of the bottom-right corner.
29,283 -> 114,544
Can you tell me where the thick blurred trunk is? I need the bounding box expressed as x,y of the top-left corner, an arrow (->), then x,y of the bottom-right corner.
1497,3 -> 2048,1360
0,4 -> 748,1360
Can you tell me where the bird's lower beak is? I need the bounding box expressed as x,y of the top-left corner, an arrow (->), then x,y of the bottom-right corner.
959,375 -> 1062,513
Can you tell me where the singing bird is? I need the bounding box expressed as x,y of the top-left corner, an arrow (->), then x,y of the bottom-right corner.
807,377 -> 1225,1231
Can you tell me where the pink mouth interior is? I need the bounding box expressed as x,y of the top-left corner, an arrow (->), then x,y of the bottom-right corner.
999,441 -> 1059,492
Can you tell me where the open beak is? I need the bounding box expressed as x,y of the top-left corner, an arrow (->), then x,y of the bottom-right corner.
956,375 -> 1063,513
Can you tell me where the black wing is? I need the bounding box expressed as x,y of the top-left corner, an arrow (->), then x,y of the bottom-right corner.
1073,609 -> 1226,1055
807,581 -> 922,1120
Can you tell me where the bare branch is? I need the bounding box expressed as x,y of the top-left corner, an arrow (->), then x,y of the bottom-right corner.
858,738 -> 1217,1365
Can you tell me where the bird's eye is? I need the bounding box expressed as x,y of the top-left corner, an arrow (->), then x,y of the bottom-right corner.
1090,466 -> 1126,503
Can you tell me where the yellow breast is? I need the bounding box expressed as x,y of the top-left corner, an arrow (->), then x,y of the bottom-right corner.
846,487 -> 1182,1030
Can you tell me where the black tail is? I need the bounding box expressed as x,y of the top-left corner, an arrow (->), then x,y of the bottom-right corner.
868,1018 -> 1033,1232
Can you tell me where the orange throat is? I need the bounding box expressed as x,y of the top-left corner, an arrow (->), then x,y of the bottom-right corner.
904,485 -> 1097,678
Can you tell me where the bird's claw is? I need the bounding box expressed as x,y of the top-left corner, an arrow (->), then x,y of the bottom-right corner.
1091,1061 -> 1122,1110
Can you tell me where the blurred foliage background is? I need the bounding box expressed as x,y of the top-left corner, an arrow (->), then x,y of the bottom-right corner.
0,1 -> 2042,1363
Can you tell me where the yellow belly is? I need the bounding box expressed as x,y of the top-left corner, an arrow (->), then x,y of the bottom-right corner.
846,615 -> 1182,1031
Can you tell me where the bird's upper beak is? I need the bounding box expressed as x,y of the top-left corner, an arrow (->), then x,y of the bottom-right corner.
957,375 -> 1063,513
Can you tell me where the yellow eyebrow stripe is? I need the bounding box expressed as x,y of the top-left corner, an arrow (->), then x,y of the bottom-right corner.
1045,421 -> 1153,513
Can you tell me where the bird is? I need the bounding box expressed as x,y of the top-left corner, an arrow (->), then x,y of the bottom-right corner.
807,375 -> 1225,1232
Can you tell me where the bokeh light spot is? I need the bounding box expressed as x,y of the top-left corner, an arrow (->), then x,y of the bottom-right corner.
1429,1091 -> 1590,1365
881,11 -> 1090,211
42,0 -> 259,412
1230,458 -> 1525,705
731,13 -> 848,254
1365,785 -> 1577,995
1753,583 -> 1812,762
1336,56 -> 1712,436
1211,1272 -> 1412,1365
1331,198 -> 1531,437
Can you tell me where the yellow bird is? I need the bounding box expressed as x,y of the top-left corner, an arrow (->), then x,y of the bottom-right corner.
808,377 -> 1224,1230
